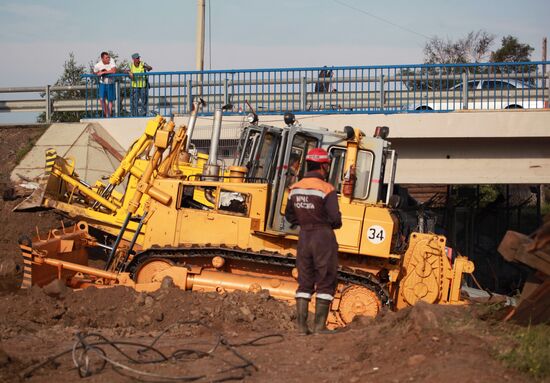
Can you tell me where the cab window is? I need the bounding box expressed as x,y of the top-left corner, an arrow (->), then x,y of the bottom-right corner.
327,148 -> 374,199
238,129 -> 280,181
279,134 -> 318,214
328,148 -> 346,192
254,132 -> 280,180
283,134 -> 318,189
354,150 -> 374,199
218,189 -> 250,216
481,80 -> 516,90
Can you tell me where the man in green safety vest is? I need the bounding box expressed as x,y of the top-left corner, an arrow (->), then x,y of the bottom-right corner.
127,53 -> 153,116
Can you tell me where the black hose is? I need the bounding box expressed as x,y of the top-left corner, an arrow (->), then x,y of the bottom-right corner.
21,319 -> 284,382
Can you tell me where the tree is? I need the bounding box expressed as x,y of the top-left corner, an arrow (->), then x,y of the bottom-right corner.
37,52 -> 86,122
490,36 -> 534,63
421,30 -> 495,90
423,30 -> 495,64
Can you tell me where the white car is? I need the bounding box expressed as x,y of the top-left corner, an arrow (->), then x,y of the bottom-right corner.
406,79 -> 544,111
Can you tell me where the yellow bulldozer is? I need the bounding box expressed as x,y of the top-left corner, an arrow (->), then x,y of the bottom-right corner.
18,105 -> 474,328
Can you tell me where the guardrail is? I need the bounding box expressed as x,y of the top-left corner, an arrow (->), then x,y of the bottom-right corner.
1,62 -> 549,121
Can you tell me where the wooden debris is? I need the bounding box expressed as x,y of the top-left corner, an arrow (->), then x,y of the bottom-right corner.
498,231 -> 550,276
498,230 -> 550,325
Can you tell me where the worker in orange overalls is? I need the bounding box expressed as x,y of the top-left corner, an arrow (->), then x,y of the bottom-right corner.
284,148 -> 342,334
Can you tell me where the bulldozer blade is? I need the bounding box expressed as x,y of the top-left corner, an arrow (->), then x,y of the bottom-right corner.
13,180 -> 49,212
14,148 -> 59,212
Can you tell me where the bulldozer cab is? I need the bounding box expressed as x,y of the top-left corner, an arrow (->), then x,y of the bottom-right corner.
236,123 -> 324,234
235,121 -> 396,236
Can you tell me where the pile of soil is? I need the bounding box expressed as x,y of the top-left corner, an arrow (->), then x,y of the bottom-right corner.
0,285 -> 294,337
0,126 -> 544,382
0,286 -> 534,382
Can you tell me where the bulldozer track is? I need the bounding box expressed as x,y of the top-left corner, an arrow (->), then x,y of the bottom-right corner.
126,246 -> 391,307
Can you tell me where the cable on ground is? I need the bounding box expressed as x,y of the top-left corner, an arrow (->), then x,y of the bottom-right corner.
21,319 -> 284,382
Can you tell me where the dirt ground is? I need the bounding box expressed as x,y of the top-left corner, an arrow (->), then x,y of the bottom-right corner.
0,126 -> 547,383
0,126 -> 60,291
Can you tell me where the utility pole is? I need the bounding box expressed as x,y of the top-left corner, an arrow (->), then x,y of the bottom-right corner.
543,37 -> 547,76
542,37 -> 548,211
196,0 -> 205,96
543,37 -> 547,63
543,37 -> 548,109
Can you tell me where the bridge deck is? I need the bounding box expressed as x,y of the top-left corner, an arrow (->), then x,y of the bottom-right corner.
86,109 -> 550,185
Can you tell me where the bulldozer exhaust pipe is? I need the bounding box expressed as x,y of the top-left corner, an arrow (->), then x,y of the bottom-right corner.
208,106 -> 223,166
185,97 -> 205,151
203,106 -> 223,179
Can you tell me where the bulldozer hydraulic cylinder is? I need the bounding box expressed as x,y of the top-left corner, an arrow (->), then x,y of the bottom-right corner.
36,257 -> 119,281
105,212 -> 132,271
122,211 -> 148,270
54,169 -> 118,212
190,270 -> 297,301
93,183 -> 115,210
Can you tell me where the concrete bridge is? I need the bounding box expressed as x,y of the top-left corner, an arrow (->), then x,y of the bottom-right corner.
6,62 -> 549,295
85,109 -> 550,185
5,61 -> 550,186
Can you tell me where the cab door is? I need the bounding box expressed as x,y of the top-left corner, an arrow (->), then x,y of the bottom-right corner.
270,128 -> 322,233
237,125 -> 282,182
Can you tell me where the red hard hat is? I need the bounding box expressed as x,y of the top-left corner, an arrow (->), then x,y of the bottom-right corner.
306,148 -> 331,163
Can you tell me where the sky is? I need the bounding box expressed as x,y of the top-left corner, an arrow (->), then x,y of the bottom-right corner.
0,0 -> 549,122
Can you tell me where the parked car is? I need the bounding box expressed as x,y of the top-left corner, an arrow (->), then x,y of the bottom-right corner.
309,78 -> 411,112
405,78 -> 544,111
450,79 -> 534,91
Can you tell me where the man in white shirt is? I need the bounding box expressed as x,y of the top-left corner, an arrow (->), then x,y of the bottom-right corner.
93,52 -> 117,118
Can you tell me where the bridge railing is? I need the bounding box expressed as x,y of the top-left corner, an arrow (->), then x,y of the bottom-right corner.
1,62 -> 548,121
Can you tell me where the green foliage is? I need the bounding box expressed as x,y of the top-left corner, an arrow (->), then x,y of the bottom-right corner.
55,52 -> 86,86
478,185 -> 501,207
489,36 -> 535,75
490,36 -> 534,63
499,325 -> 550,380
447,185 -> 502,208
37,52 -> 87,123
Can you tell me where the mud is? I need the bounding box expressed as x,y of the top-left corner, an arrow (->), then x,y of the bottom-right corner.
0,127 -> 544,382
0,287 -> 534,382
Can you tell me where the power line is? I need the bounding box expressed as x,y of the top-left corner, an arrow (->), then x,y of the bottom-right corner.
331,0 -> 431,40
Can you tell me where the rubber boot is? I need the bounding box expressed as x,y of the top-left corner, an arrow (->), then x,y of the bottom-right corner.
313,298 -> 337,334
295,298 -> 311,335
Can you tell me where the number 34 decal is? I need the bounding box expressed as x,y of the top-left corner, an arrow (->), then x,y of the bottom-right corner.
367,225 -> 386,244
